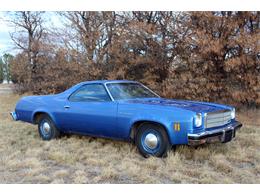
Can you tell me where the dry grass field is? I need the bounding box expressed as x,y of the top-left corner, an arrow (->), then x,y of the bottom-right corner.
0,94 -> 259,183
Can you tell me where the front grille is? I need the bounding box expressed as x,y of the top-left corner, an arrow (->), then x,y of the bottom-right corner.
205,110 -> 232,129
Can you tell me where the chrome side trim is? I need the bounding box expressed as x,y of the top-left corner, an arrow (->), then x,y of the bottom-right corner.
139,83 -> 160,98
103,83 -> 115,101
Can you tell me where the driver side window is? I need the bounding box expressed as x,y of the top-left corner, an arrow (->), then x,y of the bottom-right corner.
69,84 -> 111,102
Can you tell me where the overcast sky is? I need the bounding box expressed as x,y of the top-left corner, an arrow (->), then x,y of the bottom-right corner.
0,12 -> 14,55
0,12 -> 63,56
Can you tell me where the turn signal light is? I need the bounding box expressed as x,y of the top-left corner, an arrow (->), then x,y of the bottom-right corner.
174,123 -> 180,131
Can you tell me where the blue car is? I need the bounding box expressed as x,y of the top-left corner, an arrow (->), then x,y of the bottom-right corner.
11,80 -> 242,157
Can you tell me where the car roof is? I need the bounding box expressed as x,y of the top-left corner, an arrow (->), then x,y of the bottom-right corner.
80,80 -> 139,85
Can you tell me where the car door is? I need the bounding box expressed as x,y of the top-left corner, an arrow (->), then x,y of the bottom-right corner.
61,84 -> 119,138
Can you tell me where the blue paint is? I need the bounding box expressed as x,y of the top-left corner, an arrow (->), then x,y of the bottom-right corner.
13,80 -> 237,146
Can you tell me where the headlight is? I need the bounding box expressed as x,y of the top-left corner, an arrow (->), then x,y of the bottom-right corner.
194,113 -> 202,127
231,108 -> 235,119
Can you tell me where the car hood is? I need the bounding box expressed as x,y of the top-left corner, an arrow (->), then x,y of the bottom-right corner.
120,98 -> 231,113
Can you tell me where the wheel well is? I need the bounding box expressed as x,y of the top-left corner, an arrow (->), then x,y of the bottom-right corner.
33,112 -> 48,124
130,121 -> 169,141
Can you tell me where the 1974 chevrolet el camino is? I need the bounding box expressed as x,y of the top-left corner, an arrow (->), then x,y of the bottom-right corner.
11,80 -> 242,157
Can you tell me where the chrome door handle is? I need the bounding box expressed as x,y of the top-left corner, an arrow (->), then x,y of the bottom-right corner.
64,105 -> 70,109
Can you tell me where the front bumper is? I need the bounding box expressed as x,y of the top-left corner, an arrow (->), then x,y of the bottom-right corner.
188,121 -> 242,146
10,111 -> 18,121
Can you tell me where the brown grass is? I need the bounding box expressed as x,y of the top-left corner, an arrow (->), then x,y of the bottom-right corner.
0,94 -> 259,183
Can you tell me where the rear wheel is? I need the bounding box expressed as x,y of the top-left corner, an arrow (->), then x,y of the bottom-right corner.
135,123 -> 170,158
38,114 -> 60,140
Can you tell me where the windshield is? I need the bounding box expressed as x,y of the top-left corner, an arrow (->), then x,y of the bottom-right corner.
106,82 -> 159,100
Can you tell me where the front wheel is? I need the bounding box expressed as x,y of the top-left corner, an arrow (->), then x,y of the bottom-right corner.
135,123 -> 170,158
38,114 -> 60,140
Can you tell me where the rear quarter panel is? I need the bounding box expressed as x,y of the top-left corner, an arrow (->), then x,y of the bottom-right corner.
15,96 -> 42,123
15,95 -> 64,127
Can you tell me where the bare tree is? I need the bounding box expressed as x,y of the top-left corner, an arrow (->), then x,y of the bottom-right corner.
61,11 -> 117,65
8,11 -> 45,75
8,11 -> 260,107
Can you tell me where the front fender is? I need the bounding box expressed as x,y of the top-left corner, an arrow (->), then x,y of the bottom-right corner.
117,104 -> 194,145
129,116 -> 191,145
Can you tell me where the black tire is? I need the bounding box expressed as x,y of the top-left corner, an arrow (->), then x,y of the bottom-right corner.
135,123 -> 170,158
38,114 -> 60,140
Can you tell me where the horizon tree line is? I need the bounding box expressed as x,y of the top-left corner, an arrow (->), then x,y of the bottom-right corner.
2,11 -> 260,107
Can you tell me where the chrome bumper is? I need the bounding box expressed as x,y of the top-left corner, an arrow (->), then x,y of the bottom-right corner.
188,121 -> 242,146
10,111 -> 18,121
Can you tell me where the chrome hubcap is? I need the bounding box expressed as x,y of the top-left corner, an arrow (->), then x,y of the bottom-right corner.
42,122 -> 51,134
144,133 -> 158,149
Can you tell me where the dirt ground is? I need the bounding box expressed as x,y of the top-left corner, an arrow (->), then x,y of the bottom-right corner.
0,94 -> 259,183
